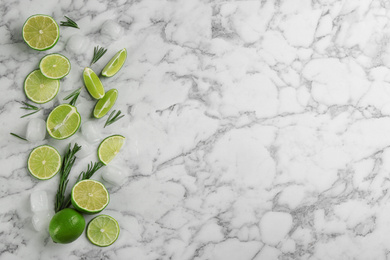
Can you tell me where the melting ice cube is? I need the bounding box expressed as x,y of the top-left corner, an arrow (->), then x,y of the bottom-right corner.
101,165 -> 127,186
26,118 -> 46,142
73,136 -> 93,159
30,190 -> 49,213
32,211 -> 54,232
81,121 -> 102,144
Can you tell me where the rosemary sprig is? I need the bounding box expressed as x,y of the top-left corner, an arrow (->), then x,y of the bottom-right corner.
90,46 -> 107,65
63,87 -> 82,106
104,110 -> 124,128
76,161 -> 105,183
10,133 -> 27,141
19,101 -> 41,118
55,143 -> 81,213
60,16 -> 79,29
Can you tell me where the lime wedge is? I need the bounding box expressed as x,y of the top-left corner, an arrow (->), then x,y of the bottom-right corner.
71,180 -> 109,214
83,67 -> 105,99
93,89 -> 118,119
46,104 -> 81,140
24,70 -> 60,104
22,14 -> 59,51
101,48 -> 127,77
87,215 -> 119,247
98,135 -> 125,165
27,145 -> 61,180
39,54 -> 71,79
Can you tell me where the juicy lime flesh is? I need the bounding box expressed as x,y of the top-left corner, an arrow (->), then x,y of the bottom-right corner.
93,89 -> 118,118
24,70 -> 59,104
40,54 -> 71,79
23,15 -> 59,51
49,208 -> 85,244
83,68 -> 105,99
98,135 -> 125,165
102,49 -> 127,77
28,145 -> 61,180
87,215 -> 119,247
72,180 -> 109,213
46,104 -> 81,139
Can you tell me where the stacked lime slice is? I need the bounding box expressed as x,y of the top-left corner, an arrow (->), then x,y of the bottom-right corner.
24,70 -> 60,104
46,104 -> 81,140
39,54 -> 71,79
22,14 -> 59,51
27,145 -> 61,180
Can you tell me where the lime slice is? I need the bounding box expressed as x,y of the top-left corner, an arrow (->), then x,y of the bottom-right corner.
93,89 -> 118,118
39,54 -> 71,79
87,215 -> 119,247
71,179 -> 109,214
46,104 -> 81,140
101,48 -> 127,77
22,14 -> 59,51
83,67 -> 105,99
98,135 -> 125,165
27,145 -> 61,180
49,208 -> 85,244
24,70 -> 60,104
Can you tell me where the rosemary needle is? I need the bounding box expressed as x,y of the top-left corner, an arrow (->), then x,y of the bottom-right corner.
90,46 -> 107,65
10,133 -> 27,141
63,87 -> 82,106
104,110 -> 124,128
19,101 -> 41,118
60,16 -> 80,29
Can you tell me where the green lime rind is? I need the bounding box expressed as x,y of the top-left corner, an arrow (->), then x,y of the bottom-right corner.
39,53 -> 71,79
46,104 -> 81,140
93,89 -> 118,119
49,208 -> 85,244
97,135 -> 125,165
24,70 -> 60,104
83,67 -> 105,99
71,179 -> 110,214
27,145 -> 62,180
101,48 -> 127,77
87,215 -> 120,247
22,14 -> 59,51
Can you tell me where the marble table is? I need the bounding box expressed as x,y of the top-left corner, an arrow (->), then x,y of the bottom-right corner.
1,0 -> 389,259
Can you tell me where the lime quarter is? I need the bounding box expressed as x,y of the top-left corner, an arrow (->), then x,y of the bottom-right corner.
22,14 -> 59,51
49,208 -> 85,244
87,215 -> 119,247
39,54 -> 71,79
24,70 -> 60,104
71,179 -> 109,214
93,89 -> 118,118
27,145 -> 61,180
98,135 -> 125,165
101,48 -> 127,77
46,104 -> 81,140
83,67 -> 105,99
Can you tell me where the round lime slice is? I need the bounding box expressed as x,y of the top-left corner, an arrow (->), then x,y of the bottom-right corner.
93,89 -> 118,119
24,70 -> 60,104
71,179 -> 109,214
101,48 -> 127,77
87,215 -> 119,247
39,53 -> 71,79
83,67 -> 105,99
27,145 -> 61,180
22,14 -> 59,51
98,135 -> 125,165
46,104 -> 81,140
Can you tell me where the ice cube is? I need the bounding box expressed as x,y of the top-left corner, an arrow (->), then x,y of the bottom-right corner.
66,35 -> 89,55
26,118 -> 46,142
101,20 -> 123,40
30,190 -> 49,213
73,136 -> 93,158
81,121 -> 102,143
32,211 -> 54,232
101,165 -> 128,186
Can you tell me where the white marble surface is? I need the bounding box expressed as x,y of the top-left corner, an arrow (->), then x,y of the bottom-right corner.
1,0 -> 390,259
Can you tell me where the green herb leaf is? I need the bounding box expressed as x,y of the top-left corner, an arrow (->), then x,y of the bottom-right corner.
90,46 -> 107,66
10,133 -> 27,141
60,16 -> 79,29
64,87 -> 82,106
104,110 -> 124,128
19,101 -> 41,118
76,161 -> 105,183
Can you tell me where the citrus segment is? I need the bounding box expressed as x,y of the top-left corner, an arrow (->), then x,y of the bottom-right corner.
27,145 -> 61,180
83,67 -> 105,99
98,135 -> 125,165
24,70 -> 60,104
39,54 -> 71,79
71,179 -> 109,214
87,215 -> 119,247
93,89 -> 118,118
22,14 -> 59,51
101,48 -> 127,77
46,104 -> 81,140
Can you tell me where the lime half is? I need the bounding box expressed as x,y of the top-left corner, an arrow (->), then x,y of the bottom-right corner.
22,14 -> 59,51
98,135 -> 125,165
49,208 -> 85,244
83,67 -> 105,99
87,215 -> 120,247
93,89 -> 118,118
24,70 -> 60,104
101,48 -> 127,77
46,104 -> 81,140
71,179 -> 109,214
39,54 -> 71,79
27,145 -> 61,180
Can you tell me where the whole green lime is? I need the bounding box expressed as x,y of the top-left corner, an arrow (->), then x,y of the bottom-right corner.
49,208 -> 85,244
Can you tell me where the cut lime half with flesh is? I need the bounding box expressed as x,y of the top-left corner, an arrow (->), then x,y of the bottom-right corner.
39,54 -> 71,79
24,70 -> 60,104
93,89 -> 118,118
46,104 -> 81,140
71,179 -> 109,214
27,145 -> 61,180
22,14 -> 59,51
87,215 -> 120,247
98,135 -> 125,165
101,48 -> 127,77
83,67 -> 105,99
